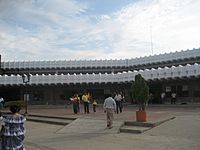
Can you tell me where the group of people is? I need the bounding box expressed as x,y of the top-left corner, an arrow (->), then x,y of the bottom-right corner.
70,91 -> 125,129
160,92 -> 177,104
70,91 -> 125,115
0,104 -> 26,150
0,91 -> 124,150
70,92 -> 98,114
0,90 -> 181,150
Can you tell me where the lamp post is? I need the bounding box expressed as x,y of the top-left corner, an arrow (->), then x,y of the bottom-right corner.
22,74 -> 31,115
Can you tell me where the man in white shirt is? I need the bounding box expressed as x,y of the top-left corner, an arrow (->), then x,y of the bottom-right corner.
114,92 -> 123,113
160,92 -> 165,104
103,94 -> 116,129
171,92 -> 176,104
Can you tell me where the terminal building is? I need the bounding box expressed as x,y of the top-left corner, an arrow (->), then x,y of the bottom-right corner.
0,48 -> 200,105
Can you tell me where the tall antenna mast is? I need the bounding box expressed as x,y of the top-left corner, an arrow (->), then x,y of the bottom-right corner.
150,25 -> 153,55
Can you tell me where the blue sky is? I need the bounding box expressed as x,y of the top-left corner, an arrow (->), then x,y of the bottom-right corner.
0,0 -> 200,61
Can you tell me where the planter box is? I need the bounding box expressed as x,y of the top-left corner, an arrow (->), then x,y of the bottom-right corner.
136,111 -> 147,122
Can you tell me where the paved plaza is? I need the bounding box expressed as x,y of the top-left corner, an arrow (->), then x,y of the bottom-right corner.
9,104 -> 200,149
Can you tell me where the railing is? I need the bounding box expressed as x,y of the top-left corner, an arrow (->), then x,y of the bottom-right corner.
0,63 -> 199,85
1,48 -> 200,69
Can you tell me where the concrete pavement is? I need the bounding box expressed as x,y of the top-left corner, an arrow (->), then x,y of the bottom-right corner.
25,115 -> 200,150
22,104 -> 200,150
56,118 -> 123,134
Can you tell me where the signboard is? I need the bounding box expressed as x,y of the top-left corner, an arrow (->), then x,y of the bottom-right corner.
165,86 -> 171,92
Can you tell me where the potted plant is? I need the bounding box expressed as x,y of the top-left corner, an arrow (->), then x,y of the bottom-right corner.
131,74 -> 149,122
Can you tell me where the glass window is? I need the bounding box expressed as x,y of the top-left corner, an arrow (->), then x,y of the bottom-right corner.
182,85 -> 188,91
177,85 -> 189,97
194,91 -> 200,97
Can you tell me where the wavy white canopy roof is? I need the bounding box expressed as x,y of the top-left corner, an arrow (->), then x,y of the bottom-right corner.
1,48 -> 200,69
0,63 -> 199,85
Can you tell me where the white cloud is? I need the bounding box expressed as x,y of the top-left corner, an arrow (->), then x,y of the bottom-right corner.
0,0 -> 200,61
99,0 -> 200,58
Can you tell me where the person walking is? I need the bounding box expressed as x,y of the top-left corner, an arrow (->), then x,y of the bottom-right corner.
82,92 -> 90,114
171,92 -> 177,104
114,92 -> 123,113
0,96 -> 4,117
1,104 -> 26,150
160,92 -> 165,104
103,94 -> 116,129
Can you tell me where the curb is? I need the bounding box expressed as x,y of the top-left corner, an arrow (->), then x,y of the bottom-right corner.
120,126 -> 151,134
120,116 -> 175,134
153,116 -> 175,127
28,114 -> 76,120
26,118 -> 69,125
26,114 -> 76,125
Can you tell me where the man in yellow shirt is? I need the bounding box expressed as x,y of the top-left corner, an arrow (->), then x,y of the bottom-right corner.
82,92 -> 90,113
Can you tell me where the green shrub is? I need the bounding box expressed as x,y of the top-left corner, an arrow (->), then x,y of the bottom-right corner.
131,74 -> 149,111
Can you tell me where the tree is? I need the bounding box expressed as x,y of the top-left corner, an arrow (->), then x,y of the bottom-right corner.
132,74 -> 149,111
